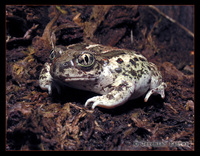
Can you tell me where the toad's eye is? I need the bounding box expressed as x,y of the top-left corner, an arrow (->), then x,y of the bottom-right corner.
77,52 -> 95,68
49,49 -> 55,60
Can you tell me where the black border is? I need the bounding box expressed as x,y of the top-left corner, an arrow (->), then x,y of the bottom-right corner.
2,0 -> 199,152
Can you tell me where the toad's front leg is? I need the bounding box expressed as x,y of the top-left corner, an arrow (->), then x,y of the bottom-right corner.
85,81 -> 135,109
39,62 -> 53,94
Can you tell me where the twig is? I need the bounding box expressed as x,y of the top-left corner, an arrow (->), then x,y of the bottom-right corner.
148,5 -> 194,38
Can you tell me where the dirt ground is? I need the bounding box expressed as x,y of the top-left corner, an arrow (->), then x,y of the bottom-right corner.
6,5 -> 194,150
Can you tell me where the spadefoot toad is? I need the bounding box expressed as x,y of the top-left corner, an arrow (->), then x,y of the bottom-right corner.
39,43 -> 167,109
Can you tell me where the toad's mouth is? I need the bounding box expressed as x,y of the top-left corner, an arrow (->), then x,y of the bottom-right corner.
64,77 -> 96,82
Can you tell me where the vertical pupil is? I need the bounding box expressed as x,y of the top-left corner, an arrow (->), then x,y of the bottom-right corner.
84,55 -> 89,64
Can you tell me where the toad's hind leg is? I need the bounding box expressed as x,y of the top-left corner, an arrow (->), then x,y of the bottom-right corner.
144,62 -> 167,102
144,82 -> 167,102
85,80 -> 135,109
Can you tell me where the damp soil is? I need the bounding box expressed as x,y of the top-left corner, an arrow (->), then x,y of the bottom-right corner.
6,5 -> 194,150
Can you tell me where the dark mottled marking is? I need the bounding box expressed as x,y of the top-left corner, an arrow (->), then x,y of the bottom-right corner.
115,82 -> 129,91
40,68 -> 48,75
96,64 -> 101,71
150,65 -> 157,71
116,58 -> 124,64
129,59 -> 137,67
115,67 -> 122,73
133,57 -> 139,62
106,93 -> 114,100
78,71 -> 82,75
147,65 -> 151,71
106,84 -> 113,88
153,71 -> 159,76
139,57 -> 146,62
100,59 -> 109,65
137,69 -> 144,78
39,75 -> 47,79
147,78 -> 151,84
144,69 -> 149,74
129,68 -> 137,77
115,85 -> 123,91
122,72 -> 129,77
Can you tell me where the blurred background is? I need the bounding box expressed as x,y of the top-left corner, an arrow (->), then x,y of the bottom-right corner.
155,5 -> 194,32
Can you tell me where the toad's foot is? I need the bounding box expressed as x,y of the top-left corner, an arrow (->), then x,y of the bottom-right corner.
85,81 -> 135,109
144,82 -> 167,102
